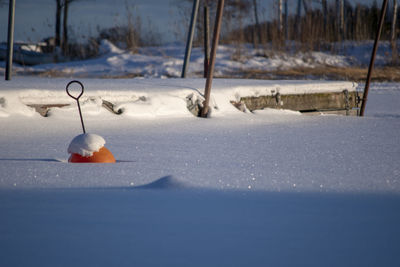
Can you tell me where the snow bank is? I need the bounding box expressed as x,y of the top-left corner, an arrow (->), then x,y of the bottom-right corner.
0,77 -> 357,118
67,133 -> 105,157
4,40 -> 394,78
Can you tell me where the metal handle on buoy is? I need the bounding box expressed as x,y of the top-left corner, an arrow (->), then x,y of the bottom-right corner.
66,80 -> 86,134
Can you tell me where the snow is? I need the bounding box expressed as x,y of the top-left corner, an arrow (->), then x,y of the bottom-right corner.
0,77 -> 357,118
0,78 -> 399,266
2,40 -> 397,78
67,133 -> 106,157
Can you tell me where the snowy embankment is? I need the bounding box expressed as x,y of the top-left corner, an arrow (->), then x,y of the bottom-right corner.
2,40 -> 395,78
0,78 -> 399,266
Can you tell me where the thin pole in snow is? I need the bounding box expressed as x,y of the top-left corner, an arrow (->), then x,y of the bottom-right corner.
5,0 -> 16,81
200,0 -> 225,118
66,80 -> 86,134
359,0 -> 389,117
181,0 -> 200,78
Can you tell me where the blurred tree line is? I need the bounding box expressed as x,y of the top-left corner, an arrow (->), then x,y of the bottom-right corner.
51,0 -> 153,59
245,0 -> 399,48
4,0 -> 396,59
183,0 -> 398,60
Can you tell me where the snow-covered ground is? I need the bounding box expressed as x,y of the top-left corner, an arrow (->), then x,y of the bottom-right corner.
1,40 -> 397,78
0,77 -> 399,266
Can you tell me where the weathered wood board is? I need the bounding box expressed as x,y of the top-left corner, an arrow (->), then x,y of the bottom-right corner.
237,90 -> 362,116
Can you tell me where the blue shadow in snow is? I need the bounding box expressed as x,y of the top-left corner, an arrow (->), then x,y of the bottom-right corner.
0,158 -> 62,162
134,175 -> 188,190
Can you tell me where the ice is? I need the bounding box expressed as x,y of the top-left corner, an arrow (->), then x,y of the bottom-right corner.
0,80 -> 399,266
67,133 -> 106,157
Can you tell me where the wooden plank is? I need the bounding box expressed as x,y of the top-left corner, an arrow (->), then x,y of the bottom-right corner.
239,90 -> 362,115
27,104 -> 69,117
28,100 -> 123,117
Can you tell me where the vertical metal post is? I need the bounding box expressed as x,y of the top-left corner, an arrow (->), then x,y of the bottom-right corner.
360,0 -> 389,117
203,5 -> 210,78
5,0 -> 16,81
200,0 -> 225,118
181,0 -> 200,78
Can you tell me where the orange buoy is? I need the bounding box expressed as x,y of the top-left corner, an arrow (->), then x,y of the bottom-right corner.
69,146 -> 116,163
68,133 -> 116,163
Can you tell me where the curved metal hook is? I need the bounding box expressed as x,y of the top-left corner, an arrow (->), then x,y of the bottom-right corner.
66,80 -> 84,100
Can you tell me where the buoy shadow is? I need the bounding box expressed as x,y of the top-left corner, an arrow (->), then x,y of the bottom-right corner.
0,158 -> 135,163
0,158 -> 64,163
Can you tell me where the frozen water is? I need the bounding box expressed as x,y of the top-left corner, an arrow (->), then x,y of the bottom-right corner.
0,78 -> 399,266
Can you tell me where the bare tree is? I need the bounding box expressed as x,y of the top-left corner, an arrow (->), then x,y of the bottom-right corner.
336,0 -> 345,41
252,0 -> 262,47
62,0 -> 79,55
277,0 -> 283,37
295,0 -> 302,38
284,0 -> 288,40
322,0 -> 328,37
55,0 -> 62,47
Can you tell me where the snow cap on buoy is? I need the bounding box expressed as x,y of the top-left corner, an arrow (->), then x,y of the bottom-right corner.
68,133 -> 116,163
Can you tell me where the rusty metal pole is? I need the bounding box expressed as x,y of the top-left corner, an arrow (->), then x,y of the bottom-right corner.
5,0 -> 16,81
200,0 -> 225,118
359,0 -> 389,116
203,5 -> 210,78
181,0 -> 200,78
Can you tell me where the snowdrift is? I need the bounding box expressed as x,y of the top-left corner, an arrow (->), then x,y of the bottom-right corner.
0,77 -> 357,118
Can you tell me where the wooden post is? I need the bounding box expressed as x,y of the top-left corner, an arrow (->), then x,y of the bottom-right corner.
391,0 -> 398,63
181,0 -> 200,78
5,0 -> 16,81
392,0 -> 398,42
203,5 -> 210,78
200,0 -> 224,118
360,0 -> 389,116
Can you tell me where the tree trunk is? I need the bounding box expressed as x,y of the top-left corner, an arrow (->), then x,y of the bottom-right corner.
336,0 -> 345,41
284,0 -> 288,40
355,4 -> 361,40
252,0 -> 262,47
295,0 -> 302,38
55,0 -> 62,47
322,0 -> 328,39
391,0 -> 398,42
340,0 -> 345,40
62,0 -> 69,55
278,0 -> 283,38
